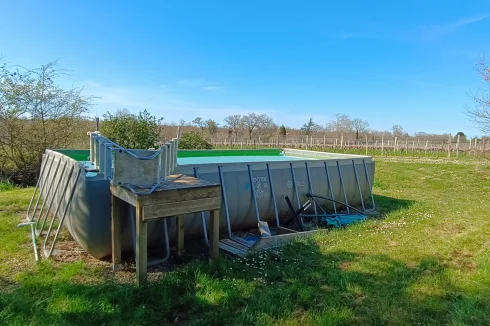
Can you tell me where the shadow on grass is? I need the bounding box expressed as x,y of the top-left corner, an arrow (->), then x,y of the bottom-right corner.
372,194 -> 415,217
1,239 -> 488,325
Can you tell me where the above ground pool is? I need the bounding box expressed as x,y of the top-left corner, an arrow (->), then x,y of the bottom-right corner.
38,147 -> 375,259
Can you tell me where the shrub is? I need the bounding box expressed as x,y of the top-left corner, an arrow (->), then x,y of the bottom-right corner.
179,131 -> 212,149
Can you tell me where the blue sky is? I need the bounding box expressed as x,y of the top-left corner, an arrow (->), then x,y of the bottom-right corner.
1,1 -> 490,136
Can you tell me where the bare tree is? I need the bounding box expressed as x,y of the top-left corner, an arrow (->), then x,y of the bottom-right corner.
466,56 -> 490,134
224,114 -> 243,137
241,113 -> 274,139
391,125 -> 407,137
325,114 -> 353,137
351,118 -> 369,140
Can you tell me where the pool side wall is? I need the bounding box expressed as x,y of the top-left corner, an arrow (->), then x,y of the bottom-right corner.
42,149 -> 375,259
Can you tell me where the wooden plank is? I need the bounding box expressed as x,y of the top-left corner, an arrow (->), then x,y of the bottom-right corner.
177,215 -> 185,257
111,176 -> 220,206
219,242 -> 247,258
221,238 -> 251,252
251,230 -> 323,251
135,204 -> 147,286
143,197 -> 221,220
276,226 -> 298,235
111,195 -> 123,272
209,209 -> 220,260
111,184 -> 138,207
138,185 -> 220,206
231,236 -> 255,248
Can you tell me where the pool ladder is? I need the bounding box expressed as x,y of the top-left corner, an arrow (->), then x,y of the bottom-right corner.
19,150 -> 82,262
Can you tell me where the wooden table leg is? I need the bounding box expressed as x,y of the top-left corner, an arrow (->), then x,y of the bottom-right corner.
111,195 -> 122,272
209,209 -> 220,260
177,215 -> 185,257
135,204 -> 147,286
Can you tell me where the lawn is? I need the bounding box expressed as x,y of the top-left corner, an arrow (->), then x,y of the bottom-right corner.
1,159 -> 490,325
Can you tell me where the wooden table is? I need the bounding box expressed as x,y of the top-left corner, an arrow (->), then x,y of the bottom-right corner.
111,174 -> 221,285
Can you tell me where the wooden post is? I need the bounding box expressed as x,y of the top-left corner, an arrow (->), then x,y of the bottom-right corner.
405,138 -> 408,153
456,134 -> 460,158
447,134 -> 451,158
135,204 -> 147,286
209,209 -> 220,260
306,135 -> 309,150
111,195 -> 122,272
340,135 -> 344,149
335,138 -> 338,148
394,137 -> 398,152
381,136 -> 384,156
177,215 -> 185,256
323,135 -> 326,150
425,140 -> 428,154
365,135 -> 368,156
375,139 -> 378,149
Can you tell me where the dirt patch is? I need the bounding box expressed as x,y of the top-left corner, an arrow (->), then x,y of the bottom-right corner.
388,240 -> 399,247
338,261 -> 352,271
446,249 -> 477,272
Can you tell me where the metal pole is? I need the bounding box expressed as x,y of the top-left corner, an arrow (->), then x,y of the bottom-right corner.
194,167 -> 209,245
352,160 -> 366,211
218,166 -> 232,238
336,161 -> 350,214
362,159 -> 376,211
324,162 -> 337,214
289,163 -> 301,209
266,163 -> 280,227
247,165 -> 261,223
305,162 -> 318,215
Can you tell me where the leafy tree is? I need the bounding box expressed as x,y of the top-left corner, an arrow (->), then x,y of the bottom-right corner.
279,125 -> 287,136
0,60 -> 94,183
455,131 -> 467,141
206,119 -> 218,136
391,125 -> 407,137
101,109 -> 163,149
192,117 -> 206,134
301,117 -> 320,136
178,131 -> 212,149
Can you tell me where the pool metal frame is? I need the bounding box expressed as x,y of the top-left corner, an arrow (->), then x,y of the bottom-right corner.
21,133 -> 376,262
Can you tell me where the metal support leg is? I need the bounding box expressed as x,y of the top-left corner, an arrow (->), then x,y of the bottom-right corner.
218,166 -> 232,238
194,167 -> 209,245
289,163 -> 301,209
363,159 -> 376,211
266,163 -> 280,227
247,165 -> 261,223
305,162 -> 318,215
336,161 -> 350,214
352,160 -> 366,211
324,162 -> 337,214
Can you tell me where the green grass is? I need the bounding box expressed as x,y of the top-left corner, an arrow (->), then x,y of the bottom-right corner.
1,159 -> 490,325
